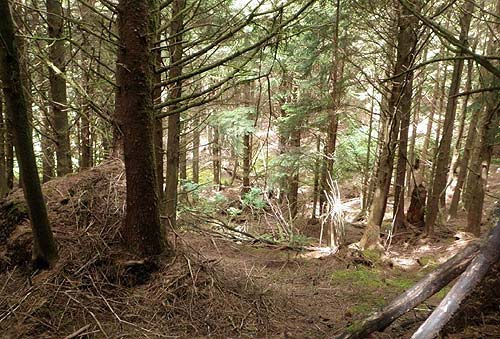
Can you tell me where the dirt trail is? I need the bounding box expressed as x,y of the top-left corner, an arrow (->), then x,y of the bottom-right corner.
180,164 -> 500,338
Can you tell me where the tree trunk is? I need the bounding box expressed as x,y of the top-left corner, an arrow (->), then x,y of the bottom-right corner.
448,62 -> 476,219
361,92 -> 375,211
0,0 -> 59,268
242,83 -> 253,196
425,1 -> 473,235
164,0 -> 185,229
212,125 -> 221,190
41,108 -> 55,182
0,92 -> 7,196
321,0 -> 342,213
360,3 -> 416,249
288,127 -> 301,220
47,0 -> 72,176
179,120 -> 187,181
420,64 -> 440,181
336,240 -> 480,339
5,115 -> 13,189
151,7 -> 164,200
393,27 -> 416,231
192,114 -> 200,184
312,135 -> 321,219
116,0 -> 166,256
412,218 -> 500,339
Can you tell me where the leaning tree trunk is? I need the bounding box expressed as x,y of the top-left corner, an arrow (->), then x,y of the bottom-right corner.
412,215 -> 500,339
164,0 -> 185,229
336,240 -> 481,339
47,0 -> 72,176
116,0 -> 167,256
0,0 -> 58,268
425,1 -> 473,235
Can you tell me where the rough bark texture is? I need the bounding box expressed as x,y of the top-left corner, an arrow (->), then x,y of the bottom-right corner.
0,0 -> 58,268
336,241 -> 480,339
393,13 -> 417,230
425,1 -> 473,235
164,0 -> 185,229
448,60 -> 475,219
47,0 -> 72,176
412,217 -> 500,339
116,0 -> 166,256
361,3 -> 415,249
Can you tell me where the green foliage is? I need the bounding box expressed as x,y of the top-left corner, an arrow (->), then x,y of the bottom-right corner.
242,187 -> 266,209
210,107 -> 255,155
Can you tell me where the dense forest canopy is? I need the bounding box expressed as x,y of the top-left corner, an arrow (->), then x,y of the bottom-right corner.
0,0 -> 499,337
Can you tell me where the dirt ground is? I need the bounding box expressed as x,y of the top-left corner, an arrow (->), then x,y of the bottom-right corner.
0,161 -> 499,338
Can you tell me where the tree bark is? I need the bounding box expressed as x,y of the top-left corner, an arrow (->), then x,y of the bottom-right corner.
448,62 -> 476,219
425,1 -> 473,235
116,0 -> 166,256
47,0 -> 72,176
336,241 -> 480,339
192,114 -> 200,184
412,217 -> 500,339
212,125 -> 221,190
164,0 -> 185,229
0,0 -> 58,268
360,3 -> 416,249
0,90 -> 8,196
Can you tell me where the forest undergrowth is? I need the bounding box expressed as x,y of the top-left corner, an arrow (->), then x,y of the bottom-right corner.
0,160 -> 499,338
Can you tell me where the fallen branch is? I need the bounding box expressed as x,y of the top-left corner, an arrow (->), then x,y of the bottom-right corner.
411,218 -> 500,339
335,240 -> 481,339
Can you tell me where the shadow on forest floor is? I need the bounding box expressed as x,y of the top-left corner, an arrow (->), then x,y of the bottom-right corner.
0,160 -> 498,338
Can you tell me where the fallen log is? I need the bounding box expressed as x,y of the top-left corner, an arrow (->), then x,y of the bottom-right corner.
335,240 -> 480,339
411,218 -> 500,339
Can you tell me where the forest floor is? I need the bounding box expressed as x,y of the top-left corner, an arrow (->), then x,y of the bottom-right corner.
0,161 -> 499,338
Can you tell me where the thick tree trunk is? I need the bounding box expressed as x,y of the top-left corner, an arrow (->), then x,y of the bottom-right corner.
412,217 -> 500,339
464,3 -> 499,236
336,241 -> 480,339
164,0 -> 185,229
0,0 -> 58,268
116,0 -> 166,256
360,3 -> 416,249
425,1 -> 473,235
47,0 -> 72,176
393,54 -> 415,230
